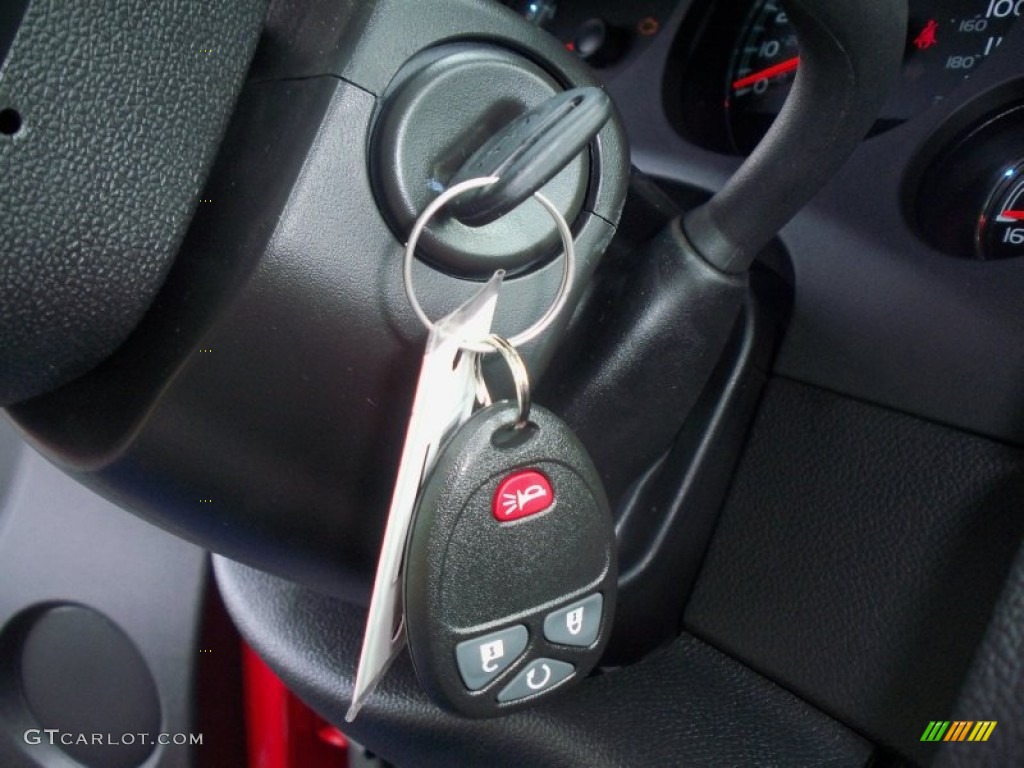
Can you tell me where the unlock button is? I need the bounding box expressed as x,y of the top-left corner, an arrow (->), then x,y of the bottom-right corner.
543,593 -> 603,647
455,625 -> 528,690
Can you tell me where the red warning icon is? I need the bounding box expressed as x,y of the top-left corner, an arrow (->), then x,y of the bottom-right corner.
914,19 -> 939,50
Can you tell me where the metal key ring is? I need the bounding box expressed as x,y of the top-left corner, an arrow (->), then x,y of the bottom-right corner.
475,334 -> 532,428
403,175 -> 575,354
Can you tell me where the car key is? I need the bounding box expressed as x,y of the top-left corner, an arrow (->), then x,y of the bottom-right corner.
356,171 -> 587,719
346,271 -> 504,722
403,338 -> 617,718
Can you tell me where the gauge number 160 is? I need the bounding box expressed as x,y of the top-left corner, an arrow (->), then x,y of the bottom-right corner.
1002,228 -> 1024,245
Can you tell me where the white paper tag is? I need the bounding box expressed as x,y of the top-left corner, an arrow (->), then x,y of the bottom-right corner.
346,272 -> 503,721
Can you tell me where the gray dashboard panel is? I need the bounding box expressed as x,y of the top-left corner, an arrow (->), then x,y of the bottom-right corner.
0,418 -> 208,768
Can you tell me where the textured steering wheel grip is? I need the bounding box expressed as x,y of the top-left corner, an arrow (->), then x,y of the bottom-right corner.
0,0 -> 269,406
684,0 -> 908,273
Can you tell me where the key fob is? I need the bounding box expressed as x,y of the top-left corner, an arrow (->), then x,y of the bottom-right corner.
404,401 -> 617,717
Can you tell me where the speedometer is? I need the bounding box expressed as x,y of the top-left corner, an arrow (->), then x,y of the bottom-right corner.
725,0 -> 1022,152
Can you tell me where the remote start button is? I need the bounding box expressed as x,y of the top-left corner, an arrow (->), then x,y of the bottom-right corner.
497,658 -> 574,702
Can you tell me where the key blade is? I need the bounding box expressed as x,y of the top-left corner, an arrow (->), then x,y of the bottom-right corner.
347,272 -> 503,722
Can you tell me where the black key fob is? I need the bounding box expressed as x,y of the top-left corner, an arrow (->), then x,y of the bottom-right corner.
404,401 -> 617,718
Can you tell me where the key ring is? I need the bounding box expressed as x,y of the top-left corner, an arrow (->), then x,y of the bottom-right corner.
476,335 -> 531,428
474,334 -> 532,429
403,175 -> 575,354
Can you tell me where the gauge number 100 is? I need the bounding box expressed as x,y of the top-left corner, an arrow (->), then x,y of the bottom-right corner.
945,1 -> 1021,70
986,0 -> 1023,17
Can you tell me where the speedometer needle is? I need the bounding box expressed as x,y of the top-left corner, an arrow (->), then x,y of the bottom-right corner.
999,210 -> 1024,220
732,56 -> 800,91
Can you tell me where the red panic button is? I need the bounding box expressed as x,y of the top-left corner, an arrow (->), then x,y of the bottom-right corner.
493,470 -> 553,522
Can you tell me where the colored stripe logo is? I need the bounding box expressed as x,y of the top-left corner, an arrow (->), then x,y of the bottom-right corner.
921,721 -> 997,742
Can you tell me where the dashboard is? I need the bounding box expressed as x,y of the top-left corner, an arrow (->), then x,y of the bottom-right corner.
680,0 -> 1022,155
1,4 -> 1021,766
503,0 -> 1024,448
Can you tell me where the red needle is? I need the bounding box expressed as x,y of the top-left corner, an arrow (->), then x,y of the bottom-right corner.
1001,210 -> 1024,220
732,56 -> 801,91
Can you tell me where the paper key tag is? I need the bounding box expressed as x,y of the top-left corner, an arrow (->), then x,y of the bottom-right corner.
346,271 -> 504,721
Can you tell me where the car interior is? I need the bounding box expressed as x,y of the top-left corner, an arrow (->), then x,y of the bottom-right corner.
1,0 -> 1023,766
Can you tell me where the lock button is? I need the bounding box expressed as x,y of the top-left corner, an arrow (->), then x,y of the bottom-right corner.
454,625 -> 528,691
543,593 -> 603,647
